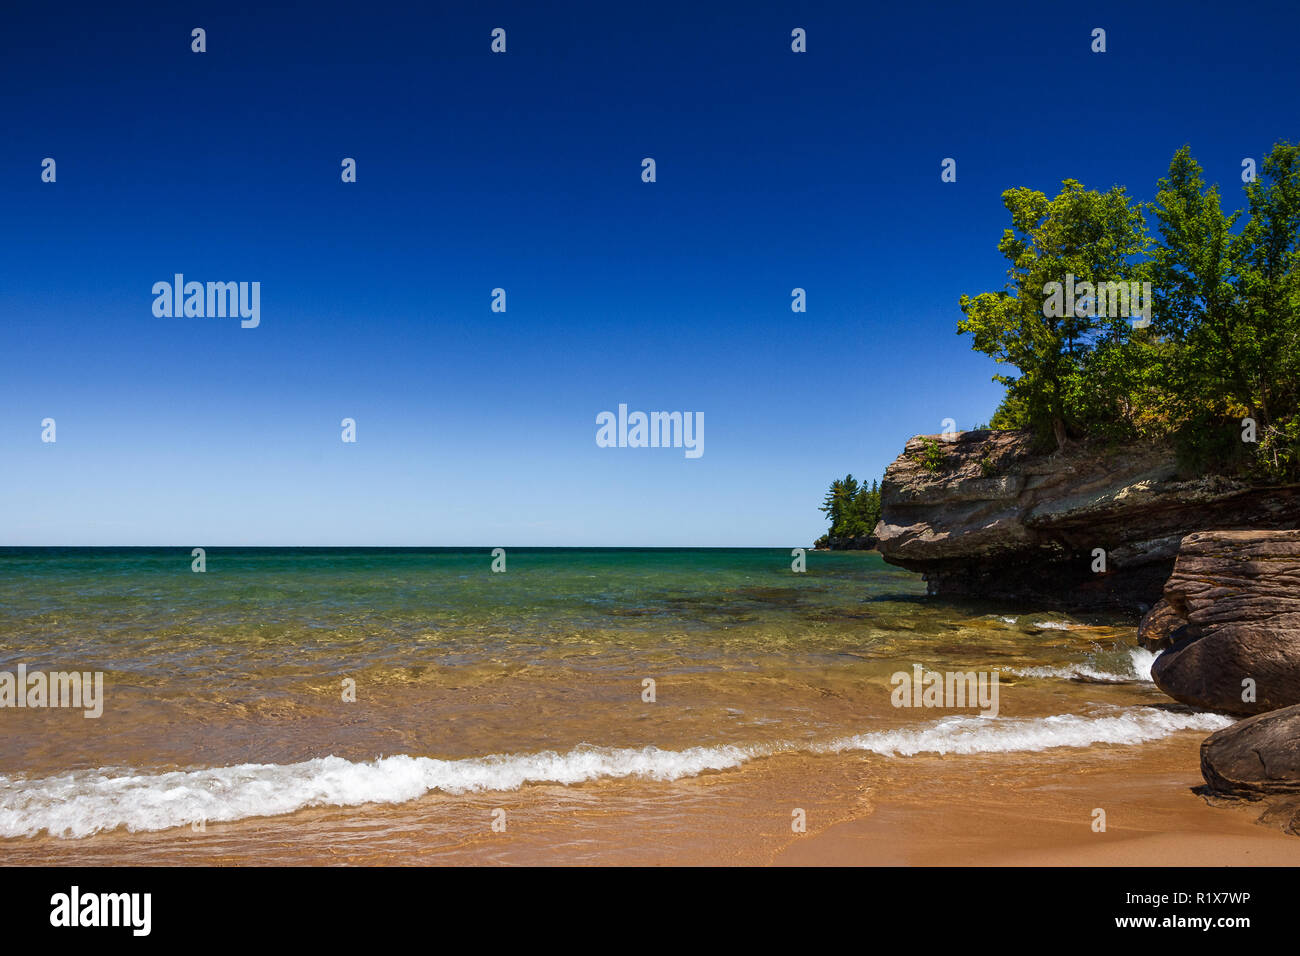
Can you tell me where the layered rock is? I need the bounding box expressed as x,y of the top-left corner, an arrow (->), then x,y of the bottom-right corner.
874,430 -> 1300,607
1199,704 -> 1300,834
1202,704 -> 1300,795
1149,530 -> 1300,714
1137,598 -> 1184,651
814,534 -> 879,551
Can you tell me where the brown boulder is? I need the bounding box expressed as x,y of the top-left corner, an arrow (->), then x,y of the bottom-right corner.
1151,531 -> 1300,714
1201,704 -> 1300,796
1199,705 -> 1300,835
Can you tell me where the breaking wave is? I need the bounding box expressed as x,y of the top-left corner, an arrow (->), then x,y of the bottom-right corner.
1008,648 -> 1159,683
0,705 -> 1228,838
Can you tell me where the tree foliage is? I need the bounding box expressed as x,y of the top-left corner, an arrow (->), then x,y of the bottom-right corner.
818,475 -> 881,540
961,140 -> 1300,478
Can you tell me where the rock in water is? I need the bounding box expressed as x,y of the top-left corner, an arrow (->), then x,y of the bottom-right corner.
874,430 -> 1300,607
1151,530 -> 1300,714
1138,598 -> 1184,651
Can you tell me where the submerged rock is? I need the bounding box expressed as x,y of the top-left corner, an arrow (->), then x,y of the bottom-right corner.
1150,530 -> 1300,714
874,430 -> 1300,607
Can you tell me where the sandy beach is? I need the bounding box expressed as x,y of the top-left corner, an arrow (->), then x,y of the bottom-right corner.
4,719 -> 1293,866
779,736 -> 1298,866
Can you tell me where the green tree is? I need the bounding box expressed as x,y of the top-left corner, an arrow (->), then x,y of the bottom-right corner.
1238,142 -> 1300,431
1149,142 -> 1300,473
818,474 -> 860,537
819,475 -> 881,539
844,479 -> 882,535
958,180 -> 1150,450
1238,142 -> 1300,475
1150,146 -> 1244,422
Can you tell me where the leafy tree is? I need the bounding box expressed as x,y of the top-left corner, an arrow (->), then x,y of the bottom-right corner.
1238,143 -> 1300,477
1149,142 -> 1300,474
958,181 -> 1150,450
825,138 -> 1300,534
1150,147 -> 1245,423
1237,142 -> 1300,433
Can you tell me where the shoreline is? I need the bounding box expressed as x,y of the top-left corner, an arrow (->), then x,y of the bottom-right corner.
779,736 -> 1297,866
4,734 -> 1293,866
3,547 -> 1294,866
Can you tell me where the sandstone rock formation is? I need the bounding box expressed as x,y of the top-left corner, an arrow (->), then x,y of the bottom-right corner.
814,534 -> 879,551
1150,530 -> 1300,714
1201,703 -> 1300,795
1137,598 -> 1184,651
874,430 -> 1300,607
1199,703 -> 1300,835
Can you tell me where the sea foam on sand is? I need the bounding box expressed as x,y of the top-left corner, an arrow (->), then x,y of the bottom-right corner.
0,706 -> 1231,839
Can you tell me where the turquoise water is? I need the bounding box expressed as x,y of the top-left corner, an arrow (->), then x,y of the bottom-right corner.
0,547 -> 927,677
0,547 -> 1195,843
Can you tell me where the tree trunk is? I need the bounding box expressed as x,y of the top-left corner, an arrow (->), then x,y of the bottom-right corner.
1052,416 -> 1068,452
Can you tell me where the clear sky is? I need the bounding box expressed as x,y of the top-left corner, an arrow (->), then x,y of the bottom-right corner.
2,0 -> 1298,546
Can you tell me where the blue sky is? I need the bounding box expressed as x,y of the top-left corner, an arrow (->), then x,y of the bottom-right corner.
2,0 -> 1297,546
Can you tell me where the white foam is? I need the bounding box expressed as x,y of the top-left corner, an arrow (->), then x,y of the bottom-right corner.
820,707 -> 1231,757
1128,647 -> 1158,681
0,743 -> 760,839
0,704 -> 1231,839
1008,647 -> 1159,683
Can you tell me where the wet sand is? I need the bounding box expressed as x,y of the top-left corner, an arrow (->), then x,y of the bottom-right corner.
4,732 -> 1294,866
779,735 -> 1298,866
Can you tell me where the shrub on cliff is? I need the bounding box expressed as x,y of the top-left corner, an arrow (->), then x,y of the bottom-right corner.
914,438 -> 946,473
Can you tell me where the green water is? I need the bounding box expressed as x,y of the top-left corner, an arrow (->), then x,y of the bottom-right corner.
0,546 -> 1159,775
0,548 -> 1200,847
0,547 -> 929,674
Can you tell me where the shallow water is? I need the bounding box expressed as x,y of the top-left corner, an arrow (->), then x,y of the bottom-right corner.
0,547 -> 1212,853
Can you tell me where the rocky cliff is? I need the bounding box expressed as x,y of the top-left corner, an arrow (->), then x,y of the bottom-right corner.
874,430 -> 1300,608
